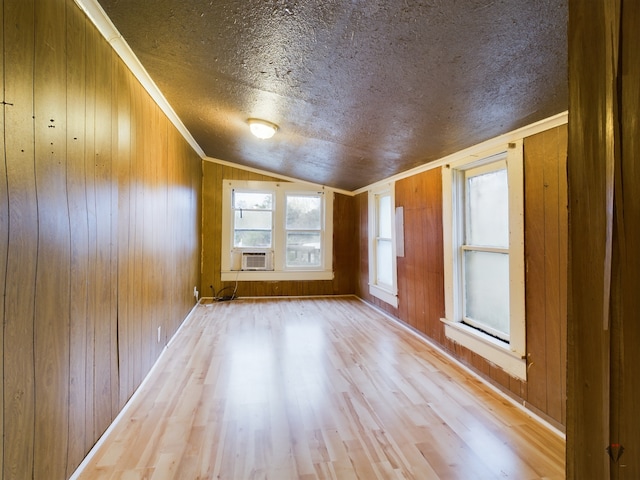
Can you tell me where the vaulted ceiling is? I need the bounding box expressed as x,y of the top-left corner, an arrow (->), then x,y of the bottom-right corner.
95,0 -> 567,192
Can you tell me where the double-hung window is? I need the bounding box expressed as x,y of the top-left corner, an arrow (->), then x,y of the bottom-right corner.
221,180 -> 334,281
462,162 -> 510,341
442,142 -> 526,379
285,193 -> 323,268
368,184 -> 398,307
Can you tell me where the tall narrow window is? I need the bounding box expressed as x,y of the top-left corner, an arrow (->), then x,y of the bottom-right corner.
462,162 -> 510,341
376,193 -> 393,287
442,143 -> 525,380
368,184 -> 398,307
285,193 -> 323,268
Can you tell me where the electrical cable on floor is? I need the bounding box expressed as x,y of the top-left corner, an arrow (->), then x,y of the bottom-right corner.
212,269 -> 240,302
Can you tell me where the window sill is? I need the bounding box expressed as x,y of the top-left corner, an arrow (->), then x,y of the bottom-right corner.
221,270 -> 334,282
369,284 -> 398,308
440,318 -> 526,380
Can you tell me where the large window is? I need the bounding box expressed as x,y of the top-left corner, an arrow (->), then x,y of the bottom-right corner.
442,142 -> 526,379
221,180 -> 333,281
368,184 -> 398,307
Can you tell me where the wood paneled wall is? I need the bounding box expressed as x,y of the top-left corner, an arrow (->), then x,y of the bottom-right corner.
356,126 -> 568,428
524,126 -> 568,427
567,1 -> 640,477
1,0 -> 202,478
201,161 -> 357,298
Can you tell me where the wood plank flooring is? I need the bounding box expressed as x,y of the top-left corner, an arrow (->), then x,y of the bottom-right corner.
74,297 -> 565,479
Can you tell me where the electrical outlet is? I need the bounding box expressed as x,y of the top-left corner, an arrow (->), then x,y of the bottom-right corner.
193,286 -> 199,300
157,326 -> 161,343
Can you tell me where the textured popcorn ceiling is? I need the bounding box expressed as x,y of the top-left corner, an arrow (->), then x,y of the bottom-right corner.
97,0 -> 567,191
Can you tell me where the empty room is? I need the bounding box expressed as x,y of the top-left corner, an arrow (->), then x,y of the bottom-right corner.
1,0 -> 638,479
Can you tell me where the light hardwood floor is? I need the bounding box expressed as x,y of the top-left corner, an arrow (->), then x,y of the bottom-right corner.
74,297 -> 565,479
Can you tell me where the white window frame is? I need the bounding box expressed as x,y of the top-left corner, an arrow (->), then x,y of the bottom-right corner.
368,183 -> 398,307
221,180 -> 334,281
441,141 -> 526,380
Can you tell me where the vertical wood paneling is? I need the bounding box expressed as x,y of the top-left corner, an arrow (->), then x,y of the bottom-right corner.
524,134 -> 547,411
609,2 -> 640,477
403,207 -> 418,328
123,78 -> 137,403
131,79 -> 145,391
544,126 -> 567,423
416,171 -> 430,333
541,137 -> 563,422
109,51 -> 120,418
202,161 -> 219,298
157,108 -> 170,349
166,124 -> 180,336
558,128 -> 568,429
173,133 -> 185,323
190,138 -> 202,308
83,13 -> 98,448
33,0 -> 70,477
425,170 -> 444,343
4,0 -> 37,477
93,32 -> 115,440
524,125 -> 568,427
394,169 -> 444,340
355,192 -> 369,298
0,1 -> 5,477
115,59 -> 132,408
66,0 -> 89,471
402,174 -> 418,318
140,93 -> 153,376
2,1 -> 203,476
567,1 -> 614,477
158,112 -> 167,345
332,193 -> 357,294
147,102 -> 160,359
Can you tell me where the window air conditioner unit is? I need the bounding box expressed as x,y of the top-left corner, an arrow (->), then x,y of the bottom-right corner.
240,250 -> 273,271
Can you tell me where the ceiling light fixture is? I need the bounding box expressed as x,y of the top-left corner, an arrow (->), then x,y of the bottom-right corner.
248,118 -> 278,139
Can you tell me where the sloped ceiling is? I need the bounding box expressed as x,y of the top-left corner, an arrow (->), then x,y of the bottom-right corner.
96,0 -> 567,191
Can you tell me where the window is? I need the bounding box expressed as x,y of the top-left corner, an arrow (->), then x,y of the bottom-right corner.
442,142 -> 526,379
462,162 -> 510,341
368,184 -> 398,307
221,180 -> 334,281
285,194 -> 322,268
233,190 -> 274,248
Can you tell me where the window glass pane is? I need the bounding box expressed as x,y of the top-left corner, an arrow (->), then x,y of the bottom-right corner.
466,168 -> 508,247
378,194 -> 392,238
464,250 -> 510,337
234,230 -> 272,248
286,232 -> 321,266
234,210 -> 272,230
376,239 -> 393,286
286,195 -> 321,229
234,191 -> 273,210
234,210 -> 272,247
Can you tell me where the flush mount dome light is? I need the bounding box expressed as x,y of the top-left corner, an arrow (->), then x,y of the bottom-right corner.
248,118 -> 278,139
